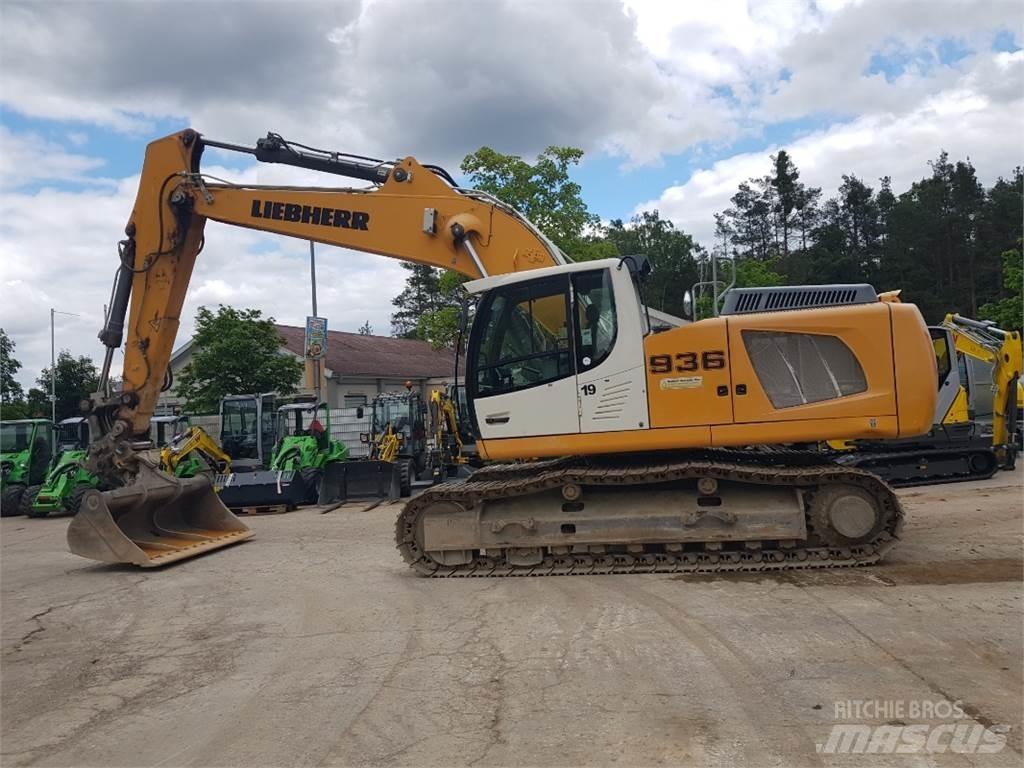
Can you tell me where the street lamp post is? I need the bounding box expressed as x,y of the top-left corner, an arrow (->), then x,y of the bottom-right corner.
310,241 -> 321,404
50,308 -> 80,423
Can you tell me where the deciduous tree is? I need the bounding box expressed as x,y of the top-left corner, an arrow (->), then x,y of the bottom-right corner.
175,306 -> 303,413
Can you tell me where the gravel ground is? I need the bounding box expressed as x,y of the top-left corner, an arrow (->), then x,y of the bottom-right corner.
2,467 -> 1021,767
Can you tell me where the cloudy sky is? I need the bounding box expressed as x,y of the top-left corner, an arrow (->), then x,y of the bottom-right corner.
0,0 -> 1020,389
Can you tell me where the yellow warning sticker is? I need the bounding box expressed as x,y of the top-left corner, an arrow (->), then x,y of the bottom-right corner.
660,376 -> 703,390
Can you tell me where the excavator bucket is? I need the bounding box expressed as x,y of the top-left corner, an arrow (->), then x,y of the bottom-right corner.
318,460 -> 401,504
67,469 -> 253,567
214,470 -> 310,509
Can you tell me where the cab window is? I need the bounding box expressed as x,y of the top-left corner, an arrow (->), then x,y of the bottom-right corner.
930,329 -> 952,388
573,269 -> 617,371
473,276 -> 573,397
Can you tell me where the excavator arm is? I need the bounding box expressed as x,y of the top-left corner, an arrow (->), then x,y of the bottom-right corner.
93,129 -> 564,455
941,313 -> 1022,461
159,426 -> 232,476
72,129 -> 563,567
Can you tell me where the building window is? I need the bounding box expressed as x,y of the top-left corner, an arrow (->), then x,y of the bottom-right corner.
742,330 -> 867,408
344,394 -> 368,408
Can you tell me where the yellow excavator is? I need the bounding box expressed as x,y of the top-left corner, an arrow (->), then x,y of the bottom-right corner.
159,425 -> 232,479
429,388 -> 467,469
68,129 -> 937,573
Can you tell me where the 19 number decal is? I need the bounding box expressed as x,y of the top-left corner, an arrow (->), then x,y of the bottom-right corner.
648,350 -> 725,374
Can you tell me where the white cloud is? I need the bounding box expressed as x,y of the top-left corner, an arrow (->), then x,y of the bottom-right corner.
637,75 -> 1024,245
0,127 -> 108,189
0,168 -> 407,389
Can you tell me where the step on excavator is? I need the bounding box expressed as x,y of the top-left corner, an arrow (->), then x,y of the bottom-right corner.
69,129 -> 937,572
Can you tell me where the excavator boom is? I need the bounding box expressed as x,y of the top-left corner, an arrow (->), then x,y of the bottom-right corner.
71,129 -> 567,566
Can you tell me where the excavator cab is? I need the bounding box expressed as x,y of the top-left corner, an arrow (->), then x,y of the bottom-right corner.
150,413 -> 189,447
219,394 -> 277,470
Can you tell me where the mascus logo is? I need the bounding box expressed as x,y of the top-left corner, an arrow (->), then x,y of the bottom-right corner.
250,199 -> 369,230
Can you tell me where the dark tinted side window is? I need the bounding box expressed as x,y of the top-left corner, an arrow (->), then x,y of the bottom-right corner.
573,270 -> 617,372
742,330 -> 867,409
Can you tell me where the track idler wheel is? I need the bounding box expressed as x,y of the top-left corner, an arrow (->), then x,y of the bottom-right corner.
809,484 -> 884,546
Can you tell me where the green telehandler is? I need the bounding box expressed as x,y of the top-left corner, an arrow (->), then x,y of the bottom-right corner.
270,401 -> 349,503
214,395 -> 348,508
1,418 -> 54,516
29,417 -> 103,517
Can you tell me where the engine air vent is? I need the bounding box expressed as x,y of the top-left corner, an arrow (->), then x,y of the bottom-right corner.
719,284 -> 878,315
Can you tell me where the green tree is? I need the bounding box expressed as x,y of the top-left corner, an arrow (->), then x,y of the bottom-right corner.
174,306 -> 303,413
357,320 -> 374,335
735,258 -> 785,288
391,264 -> 448,338
1,329 -> 25,414
770,150 -> 802,258
604,210 -> 702,318
460,145 -> 599,257
979,248 -> 1023,329
34,351 -> 99,421
416,270 -> 469,349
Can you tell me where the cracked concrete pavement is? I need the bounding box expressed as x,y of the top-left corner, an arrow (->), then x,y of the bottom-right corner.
1,467 -> 1021,767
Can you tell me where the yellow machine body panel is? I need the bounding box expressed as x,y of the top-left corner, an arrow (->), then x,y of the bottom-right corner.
643,317 -> 733,429
477,301 -> 936,461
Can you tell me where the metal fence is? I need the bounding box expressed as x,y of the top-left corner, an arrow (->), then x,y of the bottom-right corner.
183,408 -> 372,457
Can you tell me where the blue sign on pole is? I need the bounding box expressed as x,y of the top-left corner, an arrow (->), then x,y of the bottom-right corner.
305,316 -> 328,359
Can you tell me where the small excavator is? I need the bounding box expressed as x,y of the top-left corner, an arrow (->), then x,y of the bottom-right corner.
320,386 -> 468,502
69,128 -> 937,572
320,389 -> 421,502
159,425 -> 232,479
426,387 -> 471,483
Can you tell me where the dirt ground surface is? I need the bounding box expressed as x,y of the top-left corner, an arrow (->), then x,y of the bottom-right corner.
2,467 -> 1021,768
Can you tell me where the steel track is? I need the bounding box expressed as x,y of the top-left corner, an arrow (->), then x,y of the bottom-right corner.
394,453 -> 903,577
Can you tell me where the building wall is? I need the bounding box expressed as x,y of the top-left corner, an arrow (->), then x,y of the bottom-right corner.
160,344 -> 454,412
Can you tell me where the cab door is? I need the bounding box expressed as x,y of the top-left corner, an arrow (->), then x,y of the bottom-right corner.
575,268 -> 650,433
469,274 -> 581,439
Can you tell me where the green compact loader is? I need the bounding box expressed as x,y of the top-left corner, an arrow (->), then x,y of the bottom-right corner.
1,418 -> 54,516
29,417 -> 102,517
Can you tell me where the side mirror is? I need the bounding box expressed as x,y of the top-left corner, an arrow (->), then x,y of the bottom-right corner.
458,299 -> 471,333
682,290 -> 694,321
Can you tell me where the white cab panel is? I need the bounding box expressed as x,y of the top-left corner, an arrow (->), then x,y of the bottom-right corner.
577,264 -> 649,433
579,364 -> 648,432
475,375 -> 580,439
